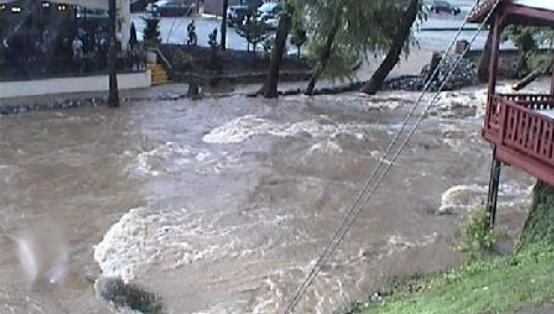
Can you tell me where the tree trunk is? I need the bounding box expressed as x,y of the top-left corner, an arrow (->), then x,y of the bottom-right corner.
361,0 -> 419,95
305,20 -> 340,96
108,0 -> 120,107
262,5 -> 292,99
221,0 -> 228,50
477,28 -> 493,83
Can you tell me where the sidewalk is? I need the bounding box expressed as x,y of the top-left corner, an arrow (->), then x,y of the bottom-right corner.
0,48 -> 438,114
0,84 -> 190,115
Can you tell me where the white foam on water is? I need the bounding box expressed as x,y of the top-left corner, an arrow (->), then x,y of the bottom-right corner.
125,142 -> 220,177
94,207 -> 220,282
94,205 -> 292,283
437,183 -> 532,215
307,141 -> 344,156
202,115 -> 367,144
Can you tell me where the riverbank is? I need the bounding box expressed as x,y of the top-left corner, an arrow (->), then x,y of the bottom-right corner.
349,184 -> 554,314
351,245 -> 553,314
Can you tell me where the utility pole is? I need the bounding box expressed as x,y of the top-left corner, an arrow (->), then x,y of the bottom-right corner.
108,0 -> 120,107
221,0 -> 228,50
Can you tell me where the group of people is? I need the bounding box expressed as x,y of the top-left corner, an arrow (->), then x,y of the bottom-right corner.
70,27 -> 110,73
65,24 -> 145,74
1,22 -> 144,79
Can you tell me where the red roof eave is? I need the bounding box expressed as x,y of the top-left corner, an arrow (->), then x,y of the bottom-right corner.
467,0 -> 503,23
467,0 -> 554,26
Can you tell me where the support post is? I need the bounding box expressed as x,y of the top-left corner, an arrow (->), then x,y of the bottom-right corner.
550,37 -> 554,96
550,38 -> 553,95
108,0 -> 120,108
486,14 -> 503,108
486,151 -> 502,227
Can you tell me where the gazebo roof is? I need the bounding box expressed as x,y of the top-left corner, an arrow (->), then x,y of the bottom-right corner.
467,0 -> 554,26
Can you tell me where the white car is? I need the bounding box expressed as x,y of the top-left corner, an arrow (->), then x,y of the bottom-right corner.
257,2 -> 281,29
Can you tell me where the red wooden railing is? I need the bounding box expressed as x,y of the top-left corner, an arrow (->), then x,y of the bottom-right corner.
483,94 -> 554,169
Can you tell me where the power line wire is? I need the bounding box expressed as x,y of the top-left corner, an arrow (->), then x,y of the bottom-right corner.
281,1 -> 501,313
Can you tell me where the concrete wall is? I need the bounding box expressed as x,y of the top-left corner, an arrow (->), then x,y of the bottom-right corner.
0,71 -> 151,99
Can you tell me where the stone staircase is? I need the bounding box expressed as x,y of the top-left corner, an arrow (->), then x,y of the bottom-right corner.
147,64 -> 170,85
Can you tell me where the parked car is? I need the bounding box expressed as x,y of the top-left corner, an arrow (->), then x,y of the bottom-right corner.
146,0 -> 196,17
227,5 -> 250,27
131,0 -> 150,12
429,1 -> 461,15
257,2 -> 281,29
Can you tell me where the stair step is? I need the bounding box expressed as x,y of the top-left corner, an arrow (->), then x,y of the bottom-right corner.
147,63 -> 170,85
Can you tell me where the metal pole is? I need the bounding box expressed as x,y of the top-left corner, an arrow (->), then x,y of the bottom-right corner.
108,0 -> 120,107
486,150 -> 502,228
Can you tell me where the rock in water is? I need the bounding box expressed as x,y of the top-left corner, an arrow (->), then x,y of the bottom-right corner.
95,277 -> 165,314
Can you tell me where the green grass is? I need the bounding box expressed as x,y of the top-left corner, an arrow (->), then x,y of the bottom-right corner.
357,246 -> 554,314
520,182 -> 554,247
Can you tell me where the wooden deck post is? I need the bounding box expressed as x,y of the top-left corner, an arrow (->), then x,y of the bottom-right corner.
486,153 -> 502,227
486,14 -> 503,107
551,39 -> 554,95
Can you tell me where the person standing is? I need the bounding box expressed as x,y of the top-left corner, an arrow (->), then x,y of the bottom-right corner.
72,36 -> 84,73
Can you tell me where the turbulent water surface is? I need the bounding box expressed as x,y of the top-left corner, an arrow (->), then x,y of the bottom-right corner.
0,91 -> 534,314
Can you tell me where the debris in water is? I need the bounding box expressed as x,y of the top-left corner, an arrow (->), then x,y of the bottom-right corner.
95,277 -> 165,314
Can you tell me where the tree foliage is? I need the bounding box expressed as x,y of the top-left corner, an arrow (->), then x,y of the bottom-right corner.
295,0 -> 424,90
142,17 -> 161,46
503,26 -> 553,77
290,23 -> 307,58
236,16 -> 271,53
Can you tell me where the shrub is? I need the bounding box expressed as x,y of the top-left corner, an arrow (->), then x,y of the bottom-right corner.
235,16 -> 271,53
290,28 -> 307,58
456,209 -> 500,261
142,17 -> 161,46
169,49 -> 194,70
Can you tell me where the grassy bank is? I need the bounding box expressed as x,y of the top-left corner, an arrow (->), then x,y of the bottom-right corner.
353,182 -> 554,314
355,246 -> 553,314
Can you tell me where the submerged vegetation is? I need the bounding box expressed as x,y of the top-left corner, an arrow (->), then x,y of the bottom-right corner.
96,278 -> 165,314
456,209 -> 501,261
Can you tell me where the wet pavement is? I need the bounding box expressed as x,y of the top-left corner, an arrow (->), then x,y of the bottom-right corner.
130,4 -> 512,53
0,87 -> 539,314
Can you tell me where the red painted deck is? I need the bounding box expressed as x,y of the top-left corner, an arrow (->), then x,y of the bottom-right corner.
483,94 -> 554,186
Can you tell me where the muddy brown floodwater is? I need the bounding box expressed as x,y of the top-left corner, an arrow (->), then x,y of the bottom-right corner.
0,90 -> 535,314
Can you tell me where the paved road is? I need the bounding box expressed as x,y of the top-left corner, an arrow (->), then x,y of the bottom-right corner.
131,1 -> 510,54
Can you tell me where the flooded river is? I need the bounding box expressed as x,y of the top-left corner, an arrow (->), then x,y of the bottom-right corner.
0,91 -> 534,314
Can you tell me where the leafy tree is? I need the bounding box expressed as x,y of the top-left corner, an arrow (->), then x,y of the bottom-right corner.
290,26 -> 307,58
503,26 -> 553,78
262,0 -> 424,97
297,0 -> 424,95
236,16 -> 271,53
361,0 -> 423,95
142,17 -> 161,46
208,28 -> 220,67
